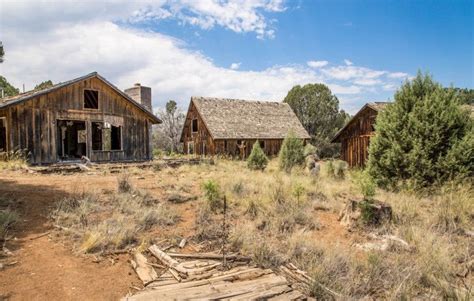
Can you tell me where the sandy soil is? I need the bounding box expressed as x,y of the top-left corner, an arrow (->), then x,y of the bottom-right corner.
0,167 -> 359,300
0,171 -> 144,301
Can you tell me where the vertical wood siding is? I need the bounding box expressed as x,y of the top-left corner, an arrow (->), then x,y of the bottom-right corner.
3,77 -> 154,164
181,102 -> 285,158
338,107 -> 378,167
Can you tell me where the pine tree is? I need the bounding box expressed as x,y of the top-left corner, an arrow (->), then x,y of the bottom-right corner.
367,72 -> 473,189
247,140 -> 268,171
279,131 -> 305,172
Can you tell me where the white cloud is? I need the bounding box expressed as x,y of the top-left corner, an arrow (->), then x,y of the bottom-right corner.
0,0 -> 409,113
387,72 -> 409,79
344,59 -> 353,66
230,62 -> 241,70
307,60 -> 328,68
0,0 -> 285,40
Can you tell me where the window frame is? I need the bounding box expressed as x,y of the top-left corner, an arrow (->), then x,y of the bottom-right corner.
191,119 -> 198,133
188,142 -> 194,154
83,88 -> 100,110
91,121 -> 103,151
111,125 -> 123,151
0,117 -> 7,152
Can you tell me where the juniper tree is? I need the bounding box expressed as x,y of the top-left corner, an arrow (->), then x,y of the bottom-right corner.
247,141 -> 268,171
367,72 -> 473,189
279,131 -> 305,172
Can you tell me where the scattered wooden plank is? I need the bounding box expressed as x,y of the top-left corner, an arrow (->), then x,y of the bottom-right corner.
130,253 -> 158,285
148,245 -> 188,275
167,252 -> 251,262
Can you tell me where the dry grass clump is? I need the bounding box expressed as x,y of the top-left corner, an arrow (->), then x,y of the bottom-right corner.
0,209 -> 19,240
185,159 -> 473,299
0,150 -> 29,171
52,177 -> 180,254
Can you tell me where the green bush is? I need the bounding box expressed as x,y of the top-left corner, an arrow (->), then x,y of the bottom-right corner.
367,72 -> 474,189
279,131 -> 305,172
325,160 -> 347,179
303,143 -> 317,157
247,141 -> 269,170
0,209 -> 19,238
352,170 -> 376,200
202,179 -> 222,211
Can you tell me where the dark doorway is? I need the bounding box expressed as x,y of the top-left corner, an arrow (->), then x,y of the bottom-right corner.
0,118 -> 6,152
57,120 -> 86,160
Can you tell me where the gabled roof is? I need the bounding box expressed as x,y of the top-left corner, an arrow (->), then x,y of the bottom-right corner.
182,96 -> 310,140
331,102 -> 390,143
0,72 -> 161,124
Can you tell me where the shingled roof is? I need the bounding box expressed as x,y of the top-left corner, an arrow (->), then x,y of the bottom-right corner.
0,72 -> 161,123
189,96 -> 310,140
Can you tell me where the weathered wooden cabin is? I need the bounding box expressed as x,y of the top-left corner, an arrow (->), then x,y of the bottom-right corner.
0,72 -> 161,164
331,102 -> 389,167
180,96 -> 310,157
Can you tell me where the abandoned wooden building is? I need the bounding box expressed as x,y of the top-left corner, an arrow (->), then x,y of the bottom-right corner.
180,96 -> 310,157
0,72 -> 161,164
331,102 -> 389,167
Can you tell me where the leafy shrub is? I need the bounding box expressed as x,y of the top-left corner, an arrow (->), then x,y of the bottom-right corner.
367,72 -> 474,189
303,143 -> 318,157
325,160 -> 347,179
202,179 -> 222,211
352,170 -> 376,200
0,209 -> 19,239
279,131 -> 305,172
247,141 -> 268,170
292,183 -> 305,203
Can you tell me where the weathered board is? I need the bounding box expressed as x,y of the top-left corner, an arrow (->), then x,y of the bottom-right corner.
181,101 -> 287,158
334,105 -> 378,167
0,76 -> 158,164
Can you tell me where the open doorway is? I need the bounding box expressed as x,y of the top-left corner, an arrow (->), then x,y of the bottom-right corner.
57,120 -> 86,160
0,118 -> 6,152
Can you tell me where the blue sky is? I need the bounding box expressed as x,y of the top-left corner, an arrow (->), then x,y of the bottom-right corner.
1,0 -> 472,113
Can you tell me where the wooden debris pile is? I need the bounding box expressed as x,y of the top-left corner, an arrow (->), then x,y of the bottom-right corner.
125,245 -> 312,300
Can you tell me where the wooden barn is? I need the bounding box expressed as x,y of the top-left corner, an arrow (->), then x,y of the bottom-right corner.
0,72 -> 161,165
180,97 -> 310,158
331,102 -> 389,167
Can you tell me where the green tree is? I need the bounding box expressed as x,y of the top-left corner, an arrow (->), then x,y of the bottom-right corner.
367,72 -> 473,189
279,131 -> 305,172
445,87 -> 474,105
284,83 -> 349,158
247,141 -> 269,170
0,76 -> 20,97
34,80 -> 54,90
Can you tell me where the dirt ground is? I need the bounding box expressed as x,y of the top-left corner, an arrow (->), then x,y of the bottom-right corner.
0,166 -> 358,300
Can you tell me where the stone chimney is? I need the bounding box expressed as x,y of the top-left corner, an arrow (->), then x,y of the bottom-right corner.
124,83 -> 153,112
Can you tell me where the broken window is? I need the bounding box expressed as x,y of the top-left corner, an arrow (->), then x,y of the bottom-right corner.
84,89 -> 99,109
92,122 -> 103,150
111,126 -> 122,150
188,142 -> 194,154
92,122 -> 122,151
0,118 -> 6,152
192,119 -> 198,132
259,140 -> 265,149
